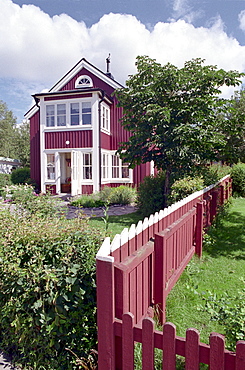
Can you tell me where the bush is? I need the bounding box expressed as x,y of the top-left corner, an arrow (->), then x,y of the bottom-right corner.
0,173 -> 11,195
2,184 -> 61,218
231,162 -> 245,197
0,211 -> 102,369
11,167 -> 30,184
169,176 -> 204,203
137,172 -> 165,217
71,186 -> 136,208
108,185 -> 137,205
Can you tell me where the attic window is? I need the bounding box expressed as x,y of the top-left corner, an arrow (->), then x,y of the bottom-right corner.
75,75 -> 93,88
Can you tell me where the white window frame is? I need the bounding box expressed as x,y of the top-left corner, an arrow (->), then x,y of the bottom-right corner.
102,153 -> 109,179
82,152 -> 92,180
45,99 -> 92,128
101,103 -> 110,133
75,75 -> 93,89
102,152 -> 133,183
46,153 -> 55,180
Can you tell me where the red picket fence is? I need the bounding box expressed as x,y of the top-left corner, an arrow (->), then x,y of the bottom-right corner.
96,175 -> 245,369
114,313 -> 245,370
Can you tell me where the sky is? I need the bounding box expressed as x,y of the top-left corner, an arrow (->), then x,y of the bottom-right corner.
0,0 -> 245,123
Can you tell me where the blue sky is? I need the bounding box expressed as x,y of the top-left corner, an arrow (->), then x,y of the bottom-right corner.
0,0 -> 245,123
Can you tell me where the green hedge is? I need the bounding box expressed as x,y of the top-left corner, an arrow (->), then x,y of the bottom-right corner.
0,211 -> 102,369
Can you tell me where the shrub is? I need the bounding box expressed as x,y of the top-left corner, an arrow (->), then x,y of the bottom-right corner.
71,186 -> 136,208
0,211 -> 102,369
169,176 -> 204,203
11,167 -> 30,184
108,185 -> 137,205
71,194 -> 105,208
137,172 -> 165,217
231,162 -> 245,197
0,173 -> 11,195
2,184 -> 61,218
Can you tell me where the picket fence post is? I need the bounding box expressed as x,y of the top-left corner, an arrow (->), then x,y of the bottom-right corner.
195,201 -> 204,257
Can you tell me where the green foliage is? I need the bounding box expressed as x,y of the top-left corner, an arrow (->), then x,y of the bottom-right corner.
203,285 -> 245,350
231,162 -> 245,197
115,56 -> 243,204
220,88 -> 245,164
11,167 -> 30,184
201,164 -> 231,187
0,100 -> 17,158
71,186 -> 136,208
169,176 -> 204,203
108,185 -> 137,205
0,173 -> 11,195
0,211 -> 102,369
137,172 -> 165,216
2,184 -> 60,218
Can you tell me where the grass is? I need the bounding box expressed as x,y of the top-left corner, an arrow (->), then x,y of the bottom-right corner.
88,211 -> 143,239
166,197 -> 245,345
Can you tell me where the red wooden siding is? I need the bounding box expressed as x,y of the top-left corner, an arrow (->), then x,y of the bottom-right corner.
30,110 -> 41,189
45,184 -> 56,194
60,67 -> 115,96
81,184 -> 93,194
101,131 -> 110,150
133,162 -> 151,186
45,130 -> 92,149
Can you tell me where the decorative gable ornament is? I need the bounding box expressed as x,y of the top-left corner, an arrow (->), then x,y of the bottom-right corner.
75,75 -> 93,89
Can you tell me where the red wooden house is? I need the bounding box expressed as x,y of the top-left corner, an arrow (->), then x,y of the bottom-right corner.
25,58 -> 152,196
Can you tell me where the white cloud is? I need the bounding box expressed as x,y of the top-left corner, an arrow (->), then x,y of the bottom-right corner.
239,10 -> 245,31
0,0 -> 245,116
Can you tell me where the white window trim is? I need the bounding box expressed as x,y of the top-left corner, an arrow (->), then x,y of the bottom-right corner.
101,151 -> 133,183
75,75 -> 93,89
44,98 -> 93,129
101,103 -> 110,134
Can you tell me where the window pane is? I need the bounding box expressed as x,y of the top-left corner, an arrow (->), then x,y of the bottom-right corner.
122,163 -> 129,178
47,154 -> 55,179
112,155 -> 120,178
82,102 -> 91,125
83,153 -> 92,179
57,104 -> 66,126
71,103 -> 79,125
46,105 -> 55,127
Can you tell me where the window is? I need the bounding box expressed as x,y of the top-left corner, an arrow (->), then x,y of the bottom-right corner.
57,104 -> 66,126
83,153 -> 92,179
102,153 -> 109,179
112,155 -> 119,178
47,154 -> 55,180
111,154 -> 129,179
82,102 -> 91,125
46,105 -> 55,127
102,105 -> 109,131
70,103 -> 80,126
75,75 -> 93,88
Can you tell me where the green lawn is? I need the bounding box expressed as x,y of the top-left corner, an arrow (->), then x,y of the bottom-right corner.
166,197 -> 245,347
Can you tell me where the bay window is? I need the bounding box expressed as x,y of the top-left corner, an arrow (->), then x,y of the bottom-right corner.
45,101 -> 92,127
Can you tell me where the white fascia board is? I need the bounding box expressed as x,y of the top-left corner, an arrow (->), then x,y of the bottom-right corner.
50,59 -> 124,93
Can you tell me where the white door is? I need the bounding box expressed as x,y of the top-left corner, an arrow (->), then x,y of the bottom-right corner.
56,152 -> 61,194
71,151 -> 79,196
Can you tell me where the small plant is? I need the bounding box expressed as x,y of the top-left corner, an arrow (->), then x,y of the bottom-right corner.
71,194 -> 106,208
0,173 -> 12,196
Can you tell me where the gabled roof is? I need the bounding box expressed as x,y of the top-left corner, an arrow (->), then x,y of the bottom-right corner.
25,58 -> 124,119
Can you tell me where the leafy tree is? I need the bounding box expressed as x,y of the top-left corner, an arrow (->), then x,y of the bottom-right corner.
13,120 -> 30,167
0,100 -> 17,158
115,56 -> 243,205
220,88 -> 245,164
